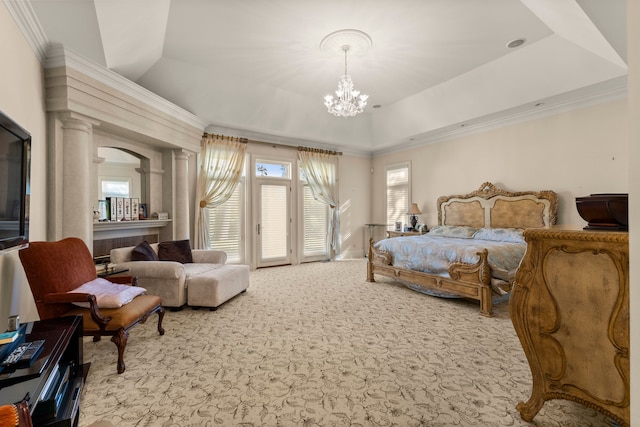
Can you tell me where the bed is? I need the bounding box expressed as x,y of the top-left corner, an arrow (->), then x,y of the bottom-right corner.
366,182 -> 557,317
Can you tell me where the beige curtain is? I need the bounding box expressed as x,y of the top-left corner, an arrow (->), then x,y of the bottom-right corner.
194,134 -> 247,249
298,149 -> 340,254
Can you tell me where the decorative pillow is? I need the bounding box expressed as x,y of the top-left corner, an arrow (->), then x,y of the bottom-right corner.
472,227 -> 525,243
158,239 -> 193,263
70,278 -> 147,308
428,225 -> 478,238
131,241 -> 159,261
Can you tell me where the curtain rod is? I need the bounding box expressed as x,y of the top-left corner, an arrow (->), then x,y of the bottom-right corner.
202,132 -> 248,143
297,146 -> 343,156
203,133 -> 342,155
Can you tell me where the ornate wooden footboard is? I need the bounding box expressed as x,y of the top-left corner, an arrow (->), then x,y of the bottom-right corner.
367,241 -> 495,315
366,182 -> 558,317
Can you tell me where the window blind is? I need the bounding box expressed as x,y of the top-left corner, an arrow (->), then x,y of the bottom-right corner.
386,165 -> 409,228
207,183 -> 242,263
303,185 -> 328,257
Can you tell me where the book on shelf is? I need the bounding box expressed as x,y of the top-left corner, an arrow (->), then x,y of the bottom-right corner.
0,330 -> 19,345
116,198 -> 124,221
107,197 -> 117,221
131,198 -> 139,221
124,198 -> 131,220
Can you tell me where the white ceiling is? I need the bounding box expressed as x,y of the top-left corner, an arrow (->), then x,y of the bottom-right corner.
27,0 -> 627,154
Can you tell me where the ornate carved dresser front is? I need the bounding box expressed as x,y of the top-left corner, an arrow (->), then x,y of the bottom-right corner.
510,227 -> 629,427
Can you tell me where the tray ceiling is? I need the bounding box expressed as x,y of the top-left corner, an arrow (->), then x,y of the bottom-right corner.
26,0 -> 627,154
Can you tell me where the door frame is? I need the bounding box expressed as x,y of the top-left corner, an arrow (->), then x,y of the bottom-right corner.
249,155 -> 300,269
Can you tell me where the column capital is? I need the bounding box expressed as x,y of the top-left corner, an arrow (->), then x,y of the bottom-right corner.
174,150 -> 191,161
58,111 -> 100,127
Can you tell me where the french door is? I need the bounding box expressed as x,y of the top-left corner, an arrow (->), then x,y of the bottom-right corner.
246,155 -> 330,268
256,180 -> 291,267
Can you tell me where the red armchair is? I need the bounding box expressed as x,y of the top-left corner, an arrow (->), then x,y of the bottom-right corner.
19,237 -> 165,374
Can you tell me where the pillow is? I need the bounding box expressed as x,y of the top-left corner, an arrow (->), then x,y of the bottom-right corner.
131,241 -> 159,261
70,278 -> 147,308
158,239 -> 193,263
472,227 -> 525,243
428,225 -> 478,238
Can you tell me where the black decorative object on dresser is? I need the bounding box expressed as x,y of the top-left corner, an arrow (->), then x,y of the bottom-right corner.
575,193 -> 628,230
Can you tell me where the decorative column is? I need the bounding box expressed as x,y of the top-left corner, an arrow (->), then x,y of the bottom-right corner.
61,116 -> 94,249
174,150 -> 191,241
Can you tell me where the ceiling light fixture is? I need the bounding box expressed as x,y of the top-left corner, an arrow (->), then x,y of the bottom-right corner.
320,29 -> 372,118
323,45 -> 368,117
507,38 -> 526,48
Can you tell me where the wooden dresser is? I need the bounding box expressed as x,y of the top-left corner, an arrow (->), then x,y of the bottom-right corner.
510,227 -> 629,427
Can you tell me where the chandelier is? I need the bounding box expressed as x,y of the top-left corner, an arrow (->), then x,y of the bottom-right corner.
323,45 -> 368,117
324,42 -> 371,119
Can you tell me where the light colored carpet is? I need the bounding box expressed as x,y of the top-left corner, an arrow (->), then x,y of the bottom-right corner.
79,260 -> 611,426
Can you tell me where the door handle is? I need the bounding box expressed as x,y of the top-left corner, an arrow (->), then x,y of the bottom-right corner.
257,224 -> 261,235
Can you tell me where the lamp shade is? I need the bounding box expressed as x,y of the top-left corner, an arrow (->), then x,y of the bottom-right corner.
408,203 -> 422,215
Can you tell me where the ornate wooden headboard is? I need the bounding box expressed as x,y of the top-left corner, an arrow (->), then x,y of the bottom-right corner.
437,182 -> 558,229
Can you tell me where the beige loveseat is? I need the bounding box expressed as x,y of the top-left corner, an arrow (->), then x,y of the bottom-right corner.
110,243 -> 249,309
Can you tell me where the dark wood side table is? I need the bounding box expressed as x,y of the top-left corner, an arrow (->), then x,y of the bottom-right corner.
0,315 -> 89,427
510,227 -> 629,427
97,268 -> 129,278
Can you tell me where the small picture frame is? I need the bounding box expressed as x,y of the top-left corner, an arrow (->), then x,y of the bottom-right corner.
97,200 -> 108,221
395,221 -> 402,232
139,203 -> 148,219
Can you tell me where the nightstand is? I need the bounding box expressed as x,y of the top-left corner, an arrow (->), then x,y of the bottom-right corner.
386,230 -> 422,238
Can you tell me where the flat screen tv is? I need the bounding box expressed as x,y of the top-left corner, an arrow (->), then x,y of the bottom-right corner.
0,110 -> 30,251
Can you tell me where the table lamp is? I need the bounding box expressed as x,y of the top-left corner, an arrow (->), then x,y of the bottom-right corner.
407,203 -> 422,230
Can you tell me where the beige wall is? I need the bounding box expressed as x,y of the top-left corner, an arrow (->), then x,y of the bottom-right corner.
372,99 -> 628,228
0,3 -> 46,322
338,154 -> 371,259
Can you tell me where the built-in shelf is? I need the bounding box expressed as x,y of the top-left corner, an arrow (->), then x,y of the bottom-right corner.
93,219 -> 171,231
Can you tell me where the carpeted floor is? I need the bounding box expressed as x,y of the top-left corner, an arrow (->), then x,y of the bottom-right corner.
79,260 -> 612,426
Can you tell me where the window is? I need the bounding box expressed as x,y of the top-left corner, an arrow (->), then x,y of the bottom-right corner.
299,167 -> 329,260
386,163 -> 410,229
255,160 -> 290,178
100,179 -> 130,199
207,183 -> 243,263
302,185 -> 328,258
206,158 -> 247,264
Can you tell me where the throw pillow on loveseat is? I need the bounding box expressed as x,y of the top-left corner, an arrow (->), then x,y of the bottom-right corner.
110,241 -> 248,309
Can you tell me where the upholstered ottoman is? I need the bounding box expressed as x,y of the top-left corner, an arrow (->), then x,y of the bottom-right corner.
187,264 -> 250,310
